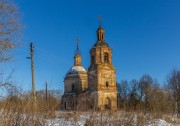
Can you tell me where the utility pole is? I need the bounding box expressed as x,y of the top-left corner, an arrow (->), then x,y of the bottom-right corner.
30,43 -> 36,103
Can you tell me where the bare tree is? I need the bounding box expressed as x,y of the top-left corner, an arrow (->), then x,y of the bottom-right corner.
0,70 -> 20,99
117,80 -> 129,110
128,79 -> 139,110
0,0 -> 22,62
167,69 -> 180,117
138,74 -> 154,112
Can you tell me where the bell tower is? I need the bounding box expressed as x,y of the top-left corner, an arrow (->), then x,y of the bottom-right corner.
88,22 -> 117,110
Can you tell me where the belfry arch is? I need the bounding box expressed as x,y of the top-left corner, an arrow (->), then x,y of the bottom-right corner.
104,52 -> 109,63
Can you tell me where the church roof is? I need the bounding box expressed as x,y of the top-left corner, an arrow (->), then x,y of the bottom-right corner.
66,66 -> 87,77
93,40 -> 109,47
69,66 -> 86,73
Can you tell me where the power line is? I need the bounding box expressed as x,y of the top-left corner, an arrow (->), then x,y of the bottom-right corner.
35,46 -> 69,65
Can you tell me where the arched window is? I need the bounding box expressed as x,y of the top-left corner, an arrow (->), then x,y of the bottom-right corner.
72,84 -> 75,92
106,81 -> 109,87
104,52 -> 109,63
91,55 -> 95,64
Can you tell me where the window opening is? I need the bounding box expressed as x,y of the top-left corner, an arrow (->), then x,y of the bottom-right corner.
104,53 -> 109,63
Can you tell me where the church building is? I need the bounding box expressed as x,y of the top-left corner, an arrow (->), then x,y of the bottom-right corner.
61,24 -> 117,111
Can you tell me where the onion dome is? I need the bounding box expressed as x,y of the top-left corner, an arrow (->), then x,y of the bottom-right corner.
66,65 -> 87,78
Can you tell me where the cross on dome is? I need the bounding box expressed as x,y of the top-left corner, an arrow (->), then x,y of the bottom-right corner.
98,17 -> 103,27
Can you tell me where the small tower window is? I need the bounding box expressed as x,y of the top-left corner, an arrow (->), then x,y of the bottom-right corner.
91,55 -> 95,64
104,52 -> 109,63
106,81 -> 109,87
72,84 -> 75,92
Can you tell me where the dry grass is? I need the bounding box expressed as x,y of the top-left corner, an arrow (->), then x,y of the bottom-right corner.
0,94 -> 61,126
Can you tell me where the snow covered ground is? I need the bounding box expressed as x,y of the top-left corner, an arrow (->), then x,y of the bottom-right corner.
45,111 -> 180,126
45,118 -> 76,126
45,118 -> 178,126
148,119 -> 173,126
45,112 -> 89,126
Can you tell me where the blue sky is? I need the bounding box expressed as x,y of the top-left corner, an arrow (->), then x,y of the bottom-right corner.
3,0 -> 180,91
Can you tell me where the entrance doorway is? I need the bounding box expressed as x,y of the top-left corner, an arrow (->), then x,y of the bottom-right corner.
105,97 -> 111,109
64,102 -> 67,110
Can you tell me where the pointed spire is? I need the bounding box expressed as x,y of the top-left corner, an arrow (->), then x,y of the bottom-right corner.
75,37 -> 81,55
74,37 -> 82,66
76,37 -> 79,52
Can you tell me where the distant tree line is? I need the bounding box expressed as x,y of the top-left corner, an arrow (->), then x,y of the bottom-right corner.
117,69 -> 180,117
